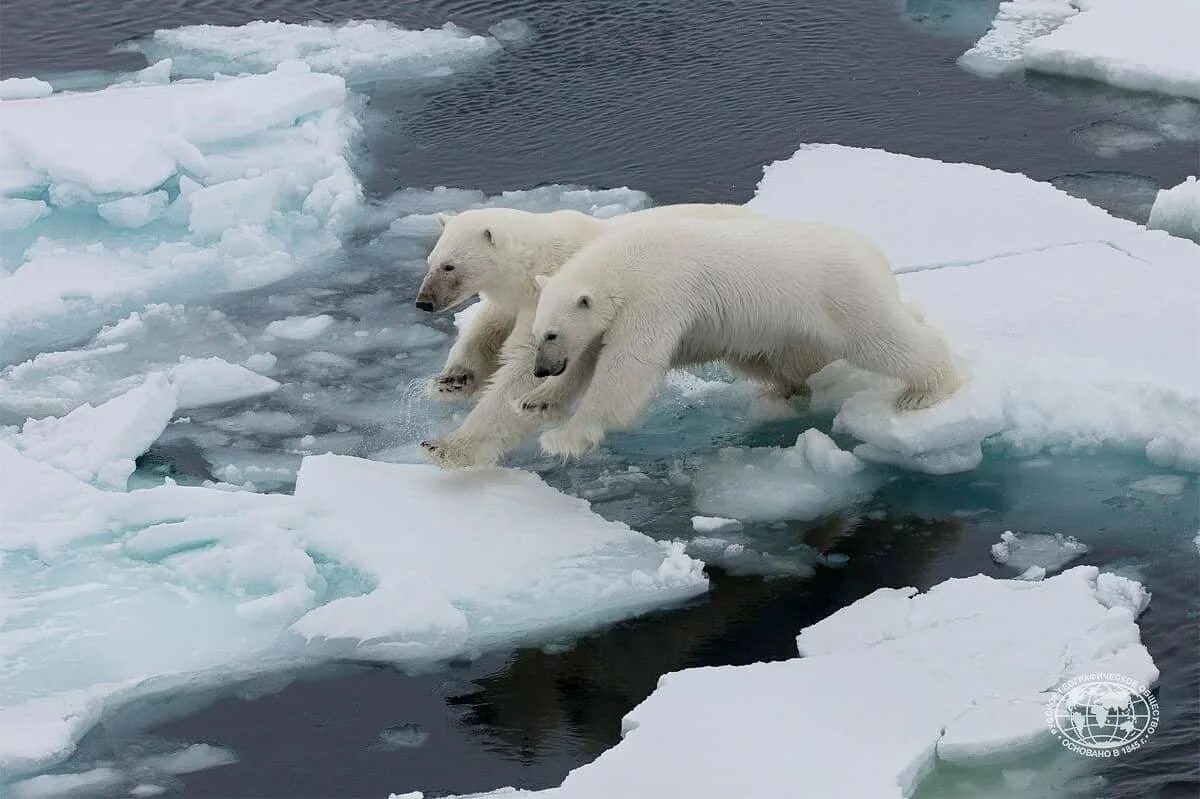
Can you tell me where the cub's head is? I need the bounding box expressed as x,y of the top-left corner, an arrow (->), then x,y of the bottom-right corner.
416,209 -> 520,312
530,272 -> 619,377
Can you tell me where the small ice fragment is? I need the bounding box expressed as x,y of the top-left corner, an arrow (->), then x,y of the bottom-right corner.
265,314 -> 335,340
690,516 -> 742,535
140,743 -> 238,775
130,785 -> 167,798
244,352 -> 278,374
1015,566 -> 1046,581
990,530 -> 1089,574
97,191 -> 169,229
0,198 -> 50,231
376,723 -> 429,750
5,766 -> 123,799
1128,474 -> 1188,495
1148,177 -> 1200,243
0,77 -> 53,99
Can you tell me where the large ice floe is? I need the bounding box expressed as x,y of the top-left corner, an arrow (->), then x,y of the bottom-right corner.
961,0 -> 1200,99
0,444 -> 706,777
749,143 -> 1200,475
410,567 -> 1155,799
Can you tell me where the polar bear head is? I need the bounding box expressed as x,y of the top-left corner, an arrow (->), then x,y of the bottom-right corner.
530,272 -> 620,377
416,208 -> 597,312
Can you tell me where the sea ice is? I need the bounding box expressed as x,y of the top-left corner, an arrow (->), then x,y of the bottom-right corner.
0,443 -> 706,776
990,530 -> 1090,573
425,567 -> 1155,799
750,144 -> 1200,472
0,77 -> 53,100
126,20 -> 504,84
1148,176 -> 1200,243
964,0 -> 1200,99
692,429 -> 877,522
265,314 -> 335,341
691,515 -> 743,534
96,191 -> 169,229
1128,474 -> 1189,496
0,198 -> 49,231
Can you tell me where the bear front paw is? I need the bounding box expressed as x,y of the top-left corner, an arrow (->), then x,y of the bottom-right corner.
429,367 -> 477,400
513,389 -> 562,419
421,437 -> 479,469
539,423 -> 604,460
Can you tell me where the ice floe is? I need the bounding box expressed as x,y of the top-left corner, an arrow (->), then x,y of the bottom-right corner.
125,20 -> 505,84
1148,176 -> 1200,243
692,429 -> 878,522
990,530 -> 1090,573
0,61 -> 359,366
0,77 -> 53,100
425,567 -> 1155,799
0,442 -> 706,776
963,0 -> 1200,99
751,144 -> 1200,473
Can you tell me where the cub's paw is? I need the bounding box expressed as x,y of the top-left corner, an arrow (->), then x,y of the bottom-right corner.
514,386 -> 564,419
420,437 -> 478,469
429,367 -> 476,399
539,423 -> 604,460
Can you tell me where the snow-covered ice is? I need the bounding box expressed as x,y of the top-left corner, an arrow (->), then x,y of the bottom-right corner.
692,429 -> 877,522
963,0 -> 1200,99
0,441 -> 706,776
1148,176 -> 1200,243
126,20 -> 505,84
0,77 -> 53,100
990,530 -> 1090,573
751,144 -> 1200,472
425,567 -> 1156,799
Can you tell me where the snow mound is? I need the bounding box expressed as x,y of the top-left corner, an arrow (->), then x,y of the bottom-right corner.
751,144 -> 1200,472
963,0 -> 1200,99
990,530 -> 1090,573
126,20 -> 504,84
1148,176 -> 1200,243
431,567 -> 1155,798
692,429 -> 877,522
0,62 -> 360,366
0,444 -> 706,776
0,77 -> 52,100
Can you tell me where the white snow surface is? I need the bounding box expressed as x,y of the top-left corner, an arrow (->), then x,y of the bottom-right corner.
963,0 -> 1200,99
751,144 -> 1200,472
126,20 -> 504,83
1148,176 -> 1200,243
0,446 -> 706,776
423,567 -> 1156,799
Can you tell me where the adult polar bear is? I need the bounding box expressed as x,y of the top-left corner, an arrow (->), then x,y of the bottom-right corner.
526,216 -> 961,459
416,203 -> 756,467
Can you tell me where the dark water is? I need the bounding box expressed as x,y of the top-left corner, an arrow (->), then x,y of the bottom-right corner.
4,0 -> 1198,797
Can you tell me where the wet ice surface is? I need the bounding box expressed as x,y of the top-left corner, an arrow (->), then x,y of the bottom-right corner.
2,5 -> 1199,799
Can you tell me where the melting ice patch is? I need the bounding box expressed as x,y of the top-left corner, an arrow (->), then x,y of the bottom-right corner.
750,144 -> 1200,473
963,0 -> 1200,99
125,20 -> 508,84
0,446 -> 706,777
425,567 -> 1156,799
990,530 -> 1090,574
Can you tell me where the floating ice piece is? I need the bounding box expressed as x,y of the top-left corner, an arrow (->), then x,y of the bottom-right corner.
8,374 -> 178,488
1024,0 -> 1200,100
1128,474 -> 1188,496
265,314 -> 335,340
97,191 -> 169,229
169,357 -> 281,409
376,724 -> 429,750
0,77 -> 52,100
684,536 -> 815,578
752,145 -> 1200,470
691,515 -> 743,534
434,567 -> 1155,799
0,447 -> 705,776
0,198 -> 49,231
139,743 -> 237,775
693,429 -> 876,522
990,530 -> 1089,574
127,20 -> 502,84
6,766 -> 124,799
1148,176 -> 1200,243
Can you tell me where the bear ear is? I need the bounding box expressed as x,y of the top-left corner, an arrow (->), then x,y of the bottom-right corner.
483,226 -> 500,247
435,212 -> 451,228
534,274 -> 550,290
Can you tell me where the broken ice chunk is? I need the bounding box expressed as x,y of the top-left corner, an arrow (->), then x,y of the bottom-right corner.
690,515 -> 742,534
990,530 -> 1089,574
0,76 -> 53,99
265,314 -> 335,340
97,191 -> 169,229
1148,176 -> 1200,243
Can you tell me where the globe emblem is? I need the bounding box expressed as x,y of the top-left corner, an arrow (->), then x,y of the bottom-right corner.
1046,673 -> 1159,757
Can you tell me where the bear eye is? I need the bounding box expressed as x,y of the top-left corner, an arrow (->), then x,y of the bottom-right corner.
577,295 -> 591,309
442,264 -> 456,272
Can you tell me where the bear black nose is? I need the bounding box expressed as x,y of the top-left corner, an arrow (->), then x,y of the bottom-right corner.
415,300 -> 434,312
534,367 -> 550,378
544,332 -> 557,341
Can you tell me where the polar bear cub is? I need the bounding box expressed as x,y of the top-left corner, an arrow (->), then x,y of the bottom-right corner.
416,203 -> 756,468
527,216 -> 961,459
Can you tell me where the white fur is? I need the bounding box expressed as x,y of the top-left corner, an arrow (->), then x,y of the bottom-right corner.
418,203 -> 756,468
529,217 -> 962,459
